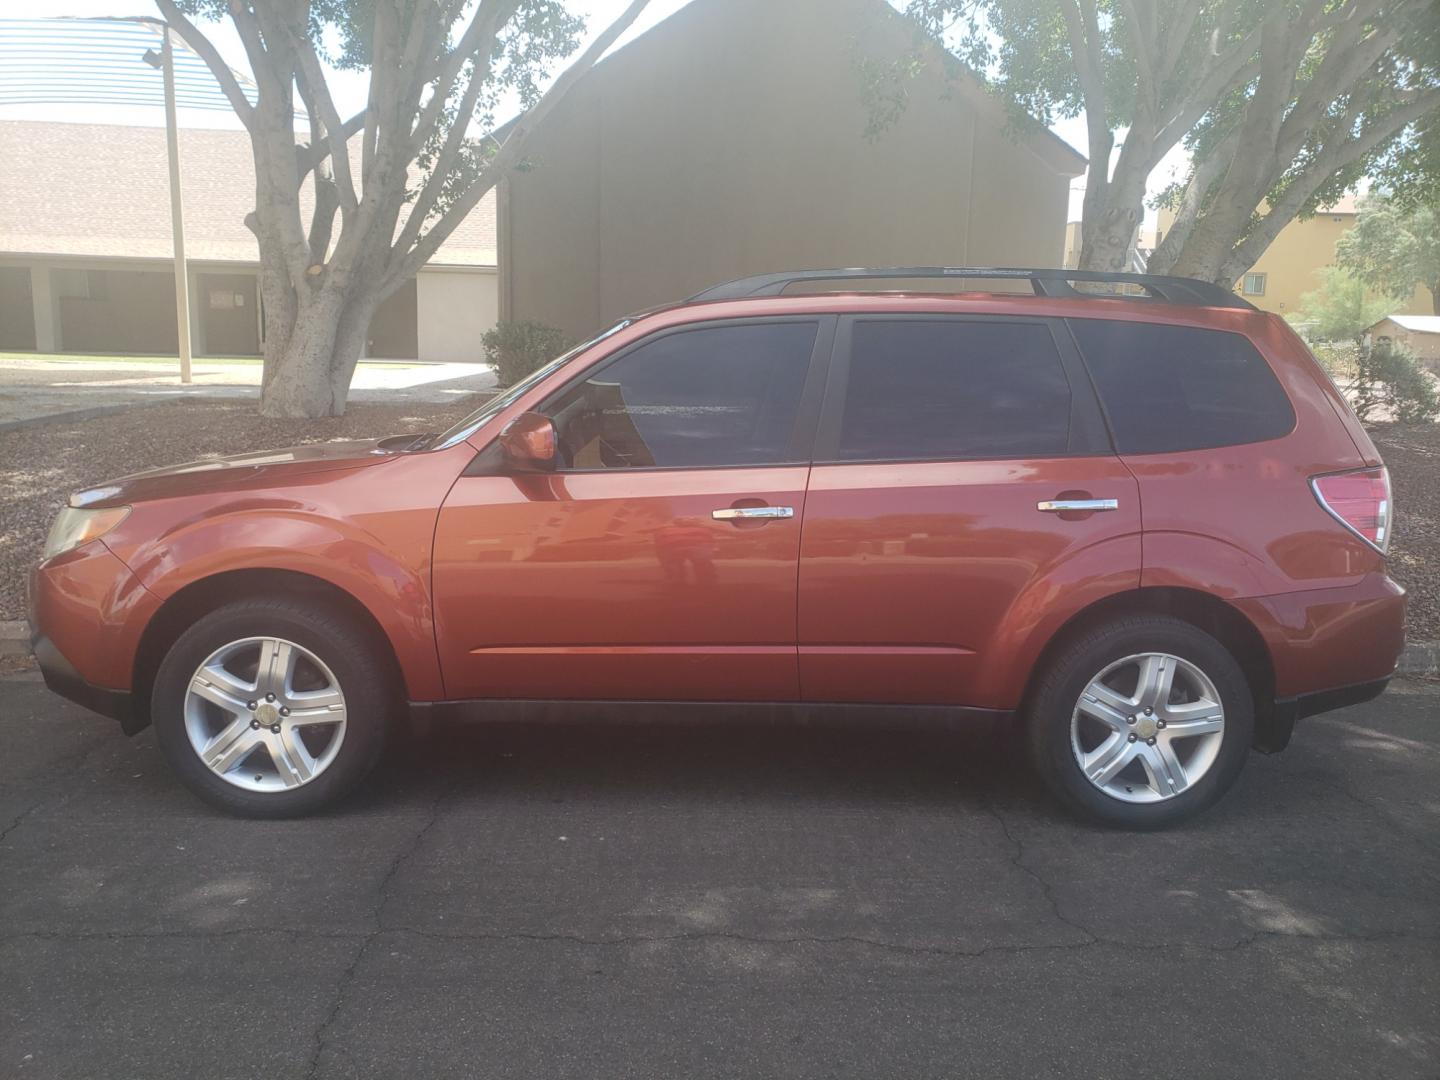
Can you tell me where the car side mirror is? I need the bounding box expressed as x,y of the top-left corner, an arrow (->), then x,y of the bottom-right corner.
498,412 -> 558,473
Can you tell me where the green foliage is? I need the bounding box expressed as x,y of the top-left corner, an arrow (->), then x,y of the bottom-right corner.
1346,340 -> 1440,424
1336,196 -> 1440,313
482,321 -> 572,385
1289,267 -> 1395,343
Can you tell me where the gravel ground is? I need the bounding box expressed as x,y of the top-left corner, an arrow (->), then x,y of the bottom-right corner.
1370,422 -> 1440,641
0,397 -> 482,624
3,402 -> 1437,641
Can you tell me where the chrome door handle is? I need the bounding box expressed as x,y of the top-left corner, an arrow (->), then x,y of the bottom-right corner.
1037,499 -> 1119,513
712,506 -> 795,521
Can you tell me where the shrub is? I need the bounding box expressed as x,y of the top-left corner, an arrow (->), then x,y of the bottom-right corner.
1346,339 -> 1440,424
481,321 -> 572,386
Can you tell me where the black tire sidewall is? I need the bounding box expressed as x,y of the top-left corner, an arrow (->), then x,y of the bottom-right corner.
151,598 -> 392,818
1027,616 -> 1254,829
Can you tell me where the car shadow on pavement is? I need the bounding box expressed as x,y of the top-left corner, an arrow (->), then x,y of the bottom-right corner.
355,714 -> 1048,817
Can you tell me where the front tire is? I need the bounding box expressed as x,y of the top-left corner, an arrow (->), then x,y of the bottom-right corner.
151,597 -> 392,818
1026,615 -> 1253,828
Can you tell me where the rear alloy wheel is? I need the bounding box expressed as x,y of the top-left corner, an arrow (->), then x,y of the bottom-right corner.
1027,615 -> 1253,828
153,597 -> 392,817
1070,652 -> 1226,803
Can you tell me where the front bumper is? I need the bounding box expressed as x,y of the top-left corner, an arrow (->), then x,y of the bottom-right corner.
28,540 -> 158,733
30,628 -> 141,732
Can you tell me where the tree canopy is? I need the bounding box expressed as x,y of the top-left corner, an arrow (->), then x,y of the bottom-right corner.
882,0 -> 1440,283
1336,194 -> 1440,314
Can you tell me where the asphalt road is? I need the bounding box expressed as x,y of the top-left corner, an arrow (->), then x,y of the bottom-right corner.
2,672 -> 1437,1080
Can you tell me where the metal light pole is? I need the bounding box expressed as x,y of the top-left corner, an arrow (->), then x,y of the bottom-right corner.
145,31 -> 192,384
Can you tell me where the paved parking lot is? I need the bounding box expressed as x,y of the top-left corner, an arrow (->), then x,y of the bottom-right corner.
1,671 -> 1436,1079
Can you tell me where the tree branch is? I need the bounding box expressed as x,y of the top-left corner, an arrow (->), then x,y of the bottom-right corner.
1220,86 -> 1440,282
389,0 -> 653,286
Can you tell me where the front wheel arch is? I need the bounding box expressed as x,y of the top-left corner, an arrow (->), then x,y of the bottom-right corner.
131,569 -> 407,734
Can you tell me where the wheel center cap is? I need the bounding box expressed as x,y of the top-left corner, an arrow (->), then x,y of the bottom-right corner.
255,702 -> 280,726
1134,715 -> 1159,740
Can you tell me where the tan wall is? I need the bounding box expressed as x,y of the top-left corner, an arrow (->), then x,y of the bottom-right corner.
1372,320 -> 1440,362
417,268 -> 498,363
503,0 -> 1078,340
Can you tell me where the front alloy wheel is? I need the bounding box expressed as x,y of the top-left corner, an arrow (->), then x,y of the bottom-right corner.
185,636 -> 348,791
152,597 -> 391,817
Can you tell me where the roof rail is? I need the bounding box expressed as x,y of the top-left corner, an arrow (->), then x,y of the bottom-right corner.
687,267 -> 1255,310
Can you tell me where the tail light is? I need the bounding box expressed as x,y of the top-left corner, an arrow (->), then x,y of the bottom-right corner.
1310,466 -> 1392,554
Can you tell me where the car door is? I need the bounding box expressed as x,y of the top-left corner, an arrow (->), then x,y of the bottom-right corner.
432,316 -> 834,702
796,314 -> 1141,707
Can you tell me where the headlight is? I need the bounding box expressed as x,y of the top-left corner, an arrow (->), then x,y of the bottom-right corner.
42,505 -> 130,561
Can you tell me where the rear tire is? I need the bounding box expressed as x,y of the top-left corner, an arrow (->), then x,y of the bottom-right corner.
151,596 -> 393,818
1026,614 -> 1253,828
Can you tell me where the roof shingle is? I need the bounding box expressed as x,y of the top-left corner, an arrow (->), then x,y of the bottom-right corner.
0,119 -> 496,266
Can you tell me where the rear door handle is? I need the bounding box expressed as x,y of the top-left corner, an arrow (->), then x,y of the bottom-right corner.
1037,499 -> 1119,513
712,506 -> 795,521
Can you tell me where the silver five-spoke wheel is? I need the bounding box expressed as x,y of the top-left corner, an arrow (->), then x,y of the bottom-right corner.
1070,651 -> 1225,804
184,636 -> 347,792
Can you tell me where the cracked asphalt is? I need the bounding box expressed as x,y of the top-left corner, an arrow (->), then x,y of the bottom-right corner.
1,672 -> 1437,1079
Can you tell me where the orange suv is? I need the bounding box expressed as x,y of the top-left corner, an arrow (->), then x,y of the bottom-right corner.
29,268 -> 1405,826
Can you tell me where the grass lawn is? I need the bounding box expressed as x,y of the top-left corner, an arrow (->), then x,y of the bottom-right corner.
0,352 -> 425,369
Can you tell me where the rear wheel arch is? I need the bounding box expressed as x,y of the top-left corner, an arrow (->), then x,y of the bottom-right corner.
132,569 -> 407,732
1021,587 -> 1276,737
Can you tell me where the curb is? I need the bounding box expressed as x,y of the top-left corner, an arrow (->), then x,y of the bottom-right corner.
1400,641 -> 1440,679
1,620 -> 29,655
1,617 -> 1437,677
0,402 -> 156,435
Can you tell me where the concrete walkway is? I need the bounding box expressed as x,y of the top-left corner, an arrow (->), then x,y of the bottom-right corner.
0,356 -> 498,429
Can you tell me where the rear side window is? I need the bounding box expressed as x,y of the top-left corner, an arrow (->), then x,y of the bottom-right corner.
1068,320 -> 1295,454
835,319 -> 1072,461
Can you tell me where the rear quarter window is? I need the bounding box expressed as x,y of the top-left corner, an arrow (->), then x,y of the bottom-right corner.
1067,320 -> 1295,454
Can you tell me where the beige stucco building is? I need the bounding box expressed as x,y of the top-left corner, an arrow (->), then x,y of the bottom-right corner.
1368,315 -> 1440,363
0,120 -> 498,361
1151,197 -> 1432,317
500,0 -> 1086,340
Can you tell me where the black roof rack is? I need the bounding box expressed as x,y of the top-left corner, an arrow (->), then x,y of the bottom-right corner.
687,267 -> 1255,310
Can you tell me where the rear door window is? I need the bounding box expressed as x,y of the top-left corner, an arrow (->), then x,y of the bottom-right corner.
832,319 -> 1073,462
1067,320 -> 1295,454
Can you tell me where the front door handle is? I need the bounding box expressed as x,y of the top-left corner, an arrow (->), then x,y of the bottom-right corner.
1037,498 -> 1119,513
712,506 -> 795,521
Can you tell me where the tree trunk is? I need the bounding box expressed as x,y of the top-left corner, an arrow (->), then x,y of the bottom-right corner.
1430,281 -> 1439,317
258,284 -> 375,418
1077,206 -> 1140,272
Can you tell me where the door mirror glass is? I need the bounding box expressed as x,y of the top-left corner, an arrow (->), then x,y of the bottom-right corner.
498,412 -> 558,472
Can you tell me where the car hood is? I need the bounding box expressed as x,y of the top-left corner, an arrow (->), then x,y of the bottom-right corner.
71,438 -> 405,508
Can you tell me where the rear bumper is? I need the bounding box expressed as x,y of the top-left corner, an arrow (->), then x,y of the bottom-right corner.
1238,573 -> 1405,752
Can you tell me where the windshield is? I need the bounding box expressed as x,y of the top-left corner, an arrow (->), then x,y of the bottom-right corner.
431,319 -> 633,449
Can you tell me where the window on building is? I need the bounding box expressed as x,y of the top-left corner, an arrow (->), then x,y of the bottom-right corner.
834,319 -> 1072,462
1242,272 -> 1267,296
543,321 -> 818,470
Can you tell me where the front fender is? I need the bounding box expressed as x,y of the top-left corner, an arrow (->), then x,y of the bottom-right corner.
115,508 -> 445,700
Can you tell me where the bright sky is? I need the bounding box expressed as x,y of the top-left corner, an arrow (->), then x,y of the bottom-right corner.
0,0 -> 1186,227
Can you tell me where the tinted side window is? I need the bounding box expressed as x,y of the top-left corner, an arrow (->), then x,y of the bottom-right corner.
544,321 -> 817,469
1069,320 -> 1295,454
835,320 -> 1072,461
